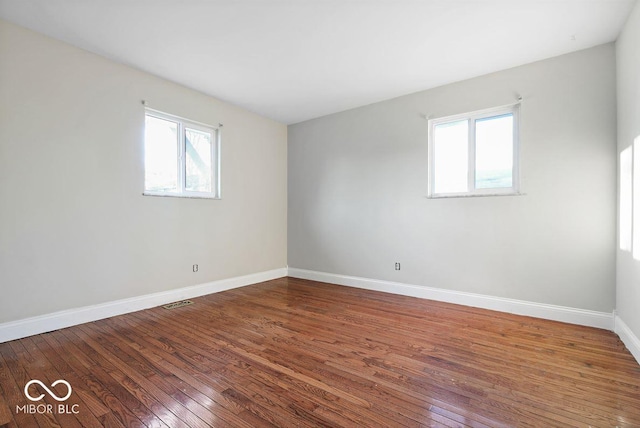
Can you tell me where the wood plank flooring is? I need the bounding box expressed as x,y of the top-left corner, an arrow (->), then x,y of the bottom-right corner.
1,277 -> 639,427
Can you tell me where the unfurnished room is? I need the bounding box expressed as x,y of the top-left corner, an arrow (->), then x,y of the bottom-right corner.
1,1 -> 640,427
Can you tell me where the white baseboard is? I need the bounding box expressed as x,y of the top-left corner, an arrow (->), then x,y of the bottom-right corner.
615,315 -> 640,364
2,266 -> 621,348
288,268 -> 614,330
0,267 -> 288,344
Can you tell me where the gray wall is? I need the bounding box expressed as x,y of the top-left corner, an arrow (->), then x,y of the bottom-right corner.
0,20 -> 288,324
289,44 -> 617,312
0,16 -> 622,327
616,1 -> 640,336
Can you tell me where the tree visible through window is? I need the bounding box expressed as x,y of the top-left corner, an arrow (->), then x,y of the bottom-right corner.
144,110 -> 220,199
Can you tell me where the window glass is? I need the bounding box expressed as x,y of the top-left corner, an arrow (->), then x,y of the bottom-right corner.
475,114 -> 513,189
145,115 -> 178,192
433,120 -> 468,194
185,127 -> 213,193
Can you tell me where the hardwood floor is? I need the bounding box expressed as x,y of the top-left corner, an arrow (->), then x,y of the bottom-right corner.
1,277 -> 639,427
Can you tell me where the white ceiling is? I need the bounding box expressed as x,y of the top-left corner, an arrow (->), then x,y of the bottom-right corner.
0,1 -> 635,124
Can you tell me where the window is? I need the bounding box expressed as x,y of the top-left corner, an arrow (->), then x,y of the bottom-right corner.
144,109 -> 220,199
620,146 -> 632,252
619,137 -> 640,260
428,105 -> 519,198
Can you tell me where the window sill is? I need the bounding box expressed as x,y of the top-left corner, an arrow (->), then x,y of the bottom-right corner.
143,192 -> 220,200
426,192 -> 524,199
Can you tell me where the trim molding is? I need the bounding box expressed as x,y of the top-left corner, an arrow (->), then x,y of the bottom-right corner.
288,268 -> 614,330
0,267 -> 288,344
615,315 -> 640,364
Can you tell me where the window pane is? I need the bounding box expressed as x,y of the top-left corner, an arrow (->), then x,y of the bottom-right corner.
475,114 -> 513,189
620,146 -> 632,252
185,128 -> 213,192
433,120 -> 468,194
145,115 -> 178,192
632,138 -> 640,259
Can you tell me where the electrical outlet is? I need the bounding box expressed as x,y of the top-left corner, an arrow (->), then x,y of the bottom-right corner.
193,264 -> 199,273
395,262 -> 401,271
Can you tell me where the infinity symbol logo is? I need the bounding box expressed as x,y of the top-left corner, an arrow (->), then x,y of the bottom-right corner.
24,380 -> 72,402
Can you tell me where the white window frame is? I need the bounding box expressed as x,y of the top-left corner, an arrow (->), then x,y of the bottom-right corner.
427,104 -> 520,198
143,108 -> 221,199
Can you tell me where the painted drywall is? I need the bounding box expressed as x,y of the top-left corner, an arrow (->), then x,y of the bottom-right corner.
0,19 -> 287,324
616,1 -> 640,340
289,44 -> 617,312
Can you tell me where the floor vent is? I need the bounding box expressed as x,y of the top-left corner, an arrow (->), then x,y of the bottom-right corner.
162,300 -> 194,310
